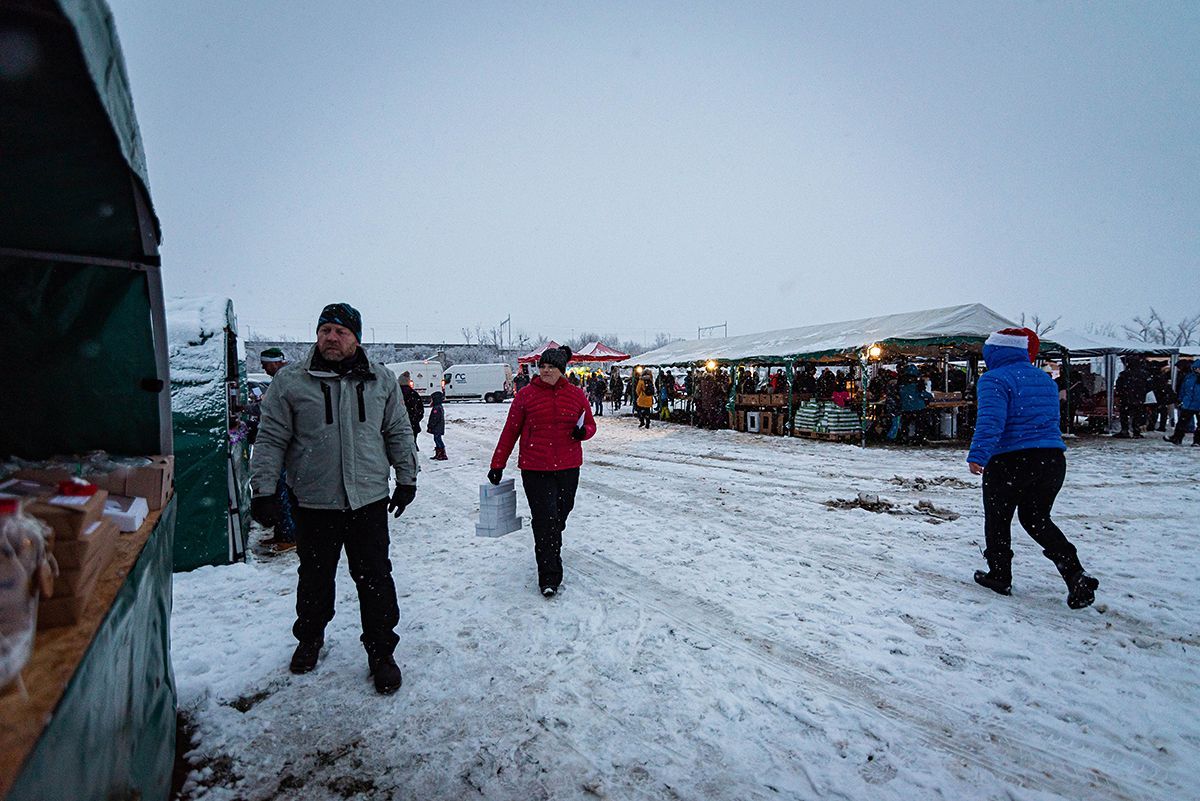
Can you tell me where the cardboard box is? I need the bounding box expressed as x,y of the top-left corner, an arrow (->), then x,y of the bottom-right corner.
27,489 -> 108,542
38,520 -> 118,628
52,519 -> 117,571
124,456 -> 173,510
104,494 -> 149,532
13,467 -> 126,495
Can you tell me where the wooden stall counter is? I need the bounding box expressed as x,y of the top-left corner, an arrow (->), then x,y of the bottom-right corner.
0,501 -> 168,799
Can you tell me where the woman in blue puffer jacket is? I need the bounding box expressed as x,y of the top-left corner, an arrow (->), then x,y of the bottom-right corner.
967,328 -> 1099,609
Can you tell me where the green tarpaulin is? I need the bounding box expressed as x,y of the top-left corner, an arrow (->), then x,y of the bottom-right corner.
1,1 -> 176,799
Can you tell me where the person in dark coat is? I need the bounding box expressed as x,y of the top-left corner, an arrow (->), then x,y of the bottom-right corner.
426,390 -> 447,460
1113,357 -> 1150,437
397,371 -> 425,445
488,345 -> 596,597
253,347 -> 297,550
609,368 -> 623,412
587,373 -> 606,416
514,366 -> 531,394
897,364 -> 933,443
968,328 -> 1098,609
1149,365 -> 1177,432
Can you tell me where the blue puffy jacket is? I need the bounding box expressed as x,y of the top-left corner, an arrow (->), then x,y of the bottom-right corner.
1179,369 -> 1200,412
967,344 -> 1065,467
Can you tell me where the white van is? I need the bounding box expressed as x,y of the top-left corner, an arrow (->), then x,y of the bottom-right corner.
384,360 -> 442,397
443,363 -> 514,402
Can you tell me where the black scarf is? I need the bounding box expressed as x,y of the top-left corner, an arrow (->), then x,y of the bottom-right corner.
310,346 -> 374,379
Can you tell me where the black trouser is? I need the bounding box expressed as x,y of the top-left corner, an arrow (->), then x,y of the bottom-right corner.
593,398 -> 603,416
1170,409 -> 1200,444
982,449 -> 1079,572
1118,404 -> 1143,434
637,406 -> 652,427
521,468 -> 579,589
292,498 -> 400,658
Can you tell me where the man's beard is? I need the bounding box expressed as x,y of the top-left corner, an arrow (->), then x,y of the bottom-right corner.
319,342 -> 354,361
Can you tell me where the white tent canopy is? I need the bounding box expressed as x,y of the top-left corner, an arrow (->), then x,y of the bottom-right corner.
635,303 -> 1024,366
1043,329 -> 1179,358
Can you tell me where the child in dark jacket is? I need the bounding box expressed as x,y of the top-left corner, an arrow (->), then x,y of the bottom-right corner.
427,391 -> 447,460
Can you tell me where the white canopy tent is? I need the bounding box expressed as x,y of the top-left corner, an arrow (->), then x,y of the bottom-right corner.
1042,330 -> 1180,434
635,303 -> 1028,366
1043,330 -> 1179,358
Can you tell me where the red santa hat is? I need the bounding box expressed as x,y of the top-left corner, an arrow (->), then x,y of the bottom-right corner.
985,327 -> 1039,363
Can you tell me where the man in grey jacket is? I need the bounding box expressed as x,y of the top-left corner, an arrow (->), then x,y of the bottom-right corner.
250,303 -> 417,694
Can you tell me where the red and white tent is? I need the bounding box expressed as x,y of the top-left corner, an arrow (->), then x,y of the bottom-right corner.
571,341 -> 630,363
517,340 -> 562,365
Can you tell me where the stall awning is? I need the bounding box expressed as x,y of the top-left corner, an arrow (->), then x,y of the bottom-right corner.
571,341 -> 630,362
1040,330 -> 1180,358
635,303 -> 1031,366
517,340 -> 562,364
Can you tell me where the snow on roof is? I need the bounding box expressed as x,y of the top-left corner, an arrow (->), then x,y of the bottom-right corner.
167,296 -> 235,418
635,303 -> 1021,365
1042,329 -> 1181,357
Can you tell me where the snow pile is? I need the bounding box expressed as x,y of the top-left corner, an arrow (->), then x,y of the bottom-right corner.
167,296 -> 230,420
172,405 -> 1198,800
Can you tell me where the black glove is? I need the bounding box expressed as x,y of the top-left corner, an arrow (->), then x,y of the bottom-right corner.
389,484 -> 416,518
487,468 -> 504,485
571,424 -> 586,441
250,495 -> 280,528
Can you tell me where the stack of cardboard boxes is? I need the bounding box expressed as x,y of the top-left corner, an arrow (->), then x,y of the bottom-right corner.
0,456 -> 173,628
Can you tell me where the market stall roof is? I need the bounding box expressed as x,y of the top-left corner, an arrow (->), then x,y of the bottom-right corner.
0,0 -> 160,261
1040,329 -> 1180,358
517,340 -> 562,364
571,341 -> 630,362
634,303 -> 1033,366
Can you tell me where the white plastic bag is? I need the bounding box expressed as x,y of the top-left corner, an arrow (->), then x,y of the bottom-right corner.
0,499 -> 50,690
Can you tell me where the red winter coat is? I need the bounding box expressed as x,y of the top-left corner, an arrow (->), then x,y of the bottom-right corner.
491,376 -> 597,471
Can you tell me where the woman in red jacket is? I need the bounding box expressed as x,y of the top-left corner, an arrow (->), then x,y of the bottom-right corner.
488,345 -> 597,597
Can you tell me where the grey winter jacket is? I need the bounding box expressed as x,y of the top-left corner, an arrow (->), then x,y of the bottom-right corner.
250,345 -> 418,510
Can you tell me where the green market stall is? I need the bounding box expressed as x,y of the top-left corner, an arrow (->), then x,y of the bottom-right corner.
0,1 -> 176,799
634,304 -> 1060,445
169,296 -> 252,571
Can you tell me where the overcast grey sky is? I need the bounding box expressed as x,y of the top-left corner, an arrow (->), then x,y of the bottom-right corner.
111,1 -> 1198,344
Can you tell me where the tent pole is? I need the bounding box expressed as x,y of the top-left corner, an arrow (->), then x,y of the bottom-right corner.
1106,354 -> 1116,433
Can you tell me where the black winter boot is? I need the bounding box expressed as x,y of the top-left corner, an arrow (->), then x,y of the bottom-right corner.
1052,555 -> 1099,610
974,550 -> 1012,596
290,640 -> 323,674
369,654 -> 403,695
973,569 -> 1011,595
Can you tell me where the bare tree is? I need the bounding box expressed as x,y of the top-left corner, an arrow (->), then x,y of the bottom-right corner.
1124,308 -> 1167,343
460,327 -> 474,346
1019,312 -> 1061,337
1168,313 -> 1200,347
652,332 -> 673,349
1084,321 -> 1119,338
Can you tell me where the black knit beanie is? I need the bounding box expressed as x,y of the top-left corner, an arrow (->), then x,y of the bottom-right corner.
538,345 -> 572,372
316,303 -> 362,342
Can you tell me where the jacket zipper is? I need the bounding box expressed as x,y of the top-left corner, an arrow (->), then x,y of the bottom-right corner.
356,382 -> 366,422
321,383 -> 333,424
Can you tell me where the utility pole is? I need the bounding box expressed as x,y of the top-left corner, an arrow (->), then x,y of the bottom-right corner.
498,315 -> 511,348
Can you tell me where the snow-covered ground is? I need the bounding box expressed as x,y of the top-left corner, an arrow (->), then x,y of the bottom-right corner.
172,404 -> 1199,801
